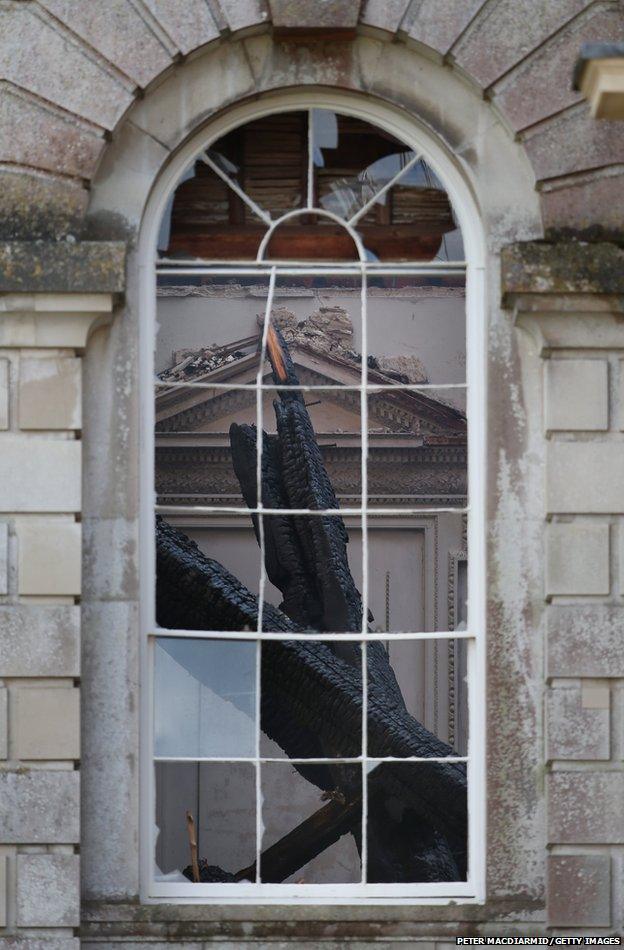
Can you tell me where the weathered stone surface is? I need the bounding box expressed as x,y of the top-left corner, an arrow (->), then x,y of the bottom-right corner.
501,241 -> 624,296
0,521 -> 7,595
217,0 -> 269,33
547,442 -> 624,513
39,0 -> 173,88
0,770 -> 79,842
361,0 -> 411,35
0,82 -> 105,179
0,688 -> 7,760
401,0 -> 484,55
12,687 -> 80,760
523,102 -> 624,182
0,359 -> 7,430
542,168 -> 624,238
546,684 -> 609,760
548,772 -> 624,843
547,605 -> 624,677
545,523 -> 609,596
0,168 -> 88,241
0,241 -> 126,293
81,601 -> 139,899
19,357 -> 82,430
0,438 -> 80,513
0,942 -> 78,950
17,519 -> 81,595
544,359 -> 608,432
142,0 -> 220,54
547,854 -> 611,927
453,0 -> 590,89
16,853 -> 80,926
270,0 -> 359,30
0,4 -> 133,129
0,855 -> 5,927
82,517 -> 138,602
0,605 -> 80,677
493,4 -> 624,132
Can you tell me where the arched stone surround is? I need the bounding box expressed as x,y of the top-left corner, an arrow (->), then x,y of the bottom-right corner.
79,33 -> 549,939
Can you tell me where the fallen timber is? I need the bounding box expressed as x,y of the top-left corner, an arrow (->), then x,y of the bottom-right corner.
156,325 -> 466,883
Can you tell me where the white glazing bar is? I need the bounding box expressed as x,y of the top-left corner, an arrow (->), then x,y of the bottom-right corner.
347,153 -> 421,227
154,381 -> 468,393
156,262 -> 467,273
155,505 -> 468,516
254,266 -> 276,883
200,151 -> 272,226
307,109 -> 314,209
150,628 -> 474,642
360,264 -> 368,885
154,756 -> 468,764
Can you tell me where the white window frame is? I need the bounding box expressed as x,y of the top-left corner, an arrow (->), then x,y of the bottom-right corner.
138,90 -> 487,905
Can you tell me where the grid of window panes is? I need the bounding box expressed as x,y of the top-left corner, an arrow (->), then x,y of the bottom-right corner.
150,109 -> 472,895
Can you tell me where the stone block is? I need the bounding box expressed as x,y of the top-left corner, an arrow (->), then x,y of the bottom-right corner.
16,519 -> 81,596
546,684 -> 609,761
548,605 -> 624,677
545,523 -> 609,596
360,0 -> 410,34
38,0 -> 173,88
452,0 -> 588,89
547,443 -> 624,513
0,522 -> 7,595
0,4 -> 133,130
218,0 -> 268,33
19,357 -> 81,430
493,5 -> 623,133
269,0 -> 360,31
0,689 -> 6,760
548,772 -> 624,843
0,168 -> 89,242
542,168 -> 624,234
0,605 -> 80,677
12,687 -> 80,760
523,102 -> 624,183
620,359 -> 624,431
548,853 -> 611,927
0,84 -> 105,179
0,855 -> 5,927
0,942 -> 79,950
0,243 -> 125,294
82,517 -> 138,601
16,853 -> 79,926
544,360 -> 608,432
142,0 -> 220,54
0,358 -> 8,429
0,770 -> 79,842
401,0 -> 484,55
0,438 -> 80,512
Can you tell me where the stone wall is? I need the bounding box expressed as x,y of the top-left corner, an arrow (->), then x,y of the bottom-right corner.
0,1 -> 623,945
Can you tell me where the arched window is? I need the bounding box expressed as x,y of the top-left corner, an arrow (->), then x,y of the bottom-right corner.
142,100 -> 484,901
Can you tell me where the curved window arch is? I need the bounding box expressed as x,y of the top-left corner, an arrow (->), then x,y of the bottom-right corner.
141,96 -> 485,903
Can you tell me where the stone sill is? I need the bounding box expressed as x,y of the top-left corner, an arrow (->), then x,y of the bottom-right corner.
81,896 -> 545,935
501,241 -> 624,300
0,241 -> 126,294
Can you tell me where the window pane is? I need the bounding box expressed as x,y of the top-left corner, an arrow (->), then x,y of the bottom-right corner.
366,512 -> 468,634
154,637 -> 256,758
210,112 -> 307,220
155,761 -> 256,882
311,110 -> 412,221
367,389 -> 467,509
260,762 -> 361,883
159,159 -> 268,260
155,516 -> 264,633
367,638 -> 468,757
259,515 -> 364,633
260,638 -> 362,759
366,274 -> 466,386
366,761 -> 467,882
156,273 -> 270,380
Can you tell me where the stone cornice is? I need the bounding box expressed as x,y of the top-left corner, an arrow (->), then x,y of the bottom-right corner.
501,241 -> 624,301
0,242 -> 126,294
